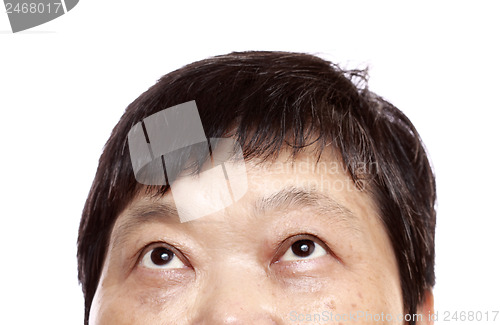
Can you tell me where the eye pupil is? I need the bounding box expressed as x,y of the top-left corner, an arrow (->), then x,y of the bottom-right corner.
150,247 -> 174,265
291,239 -> 315,257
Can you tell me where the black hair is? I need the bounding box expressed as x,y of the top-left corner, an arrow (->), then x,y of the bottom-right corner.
78,51 -> 436,324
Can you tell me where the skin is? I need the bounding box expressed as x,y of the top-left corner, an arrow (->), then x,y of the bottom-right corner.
89,150 -> 434,324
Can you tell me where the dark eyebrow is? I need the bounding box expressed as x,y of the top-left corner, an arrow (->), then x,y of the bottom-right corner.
127,201 -> 179,221
112,200 -> 180,248
254,185 -> 358,228
112,186 -> 359,248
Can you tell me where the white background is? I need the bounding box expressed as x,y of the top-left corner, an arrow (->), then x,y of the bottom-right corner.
1,1 -> 499,324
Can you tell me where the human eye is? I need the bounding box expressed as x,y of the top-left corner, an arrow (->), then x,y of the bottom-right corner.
277,234 -> 329,262
140,243 -> 188,270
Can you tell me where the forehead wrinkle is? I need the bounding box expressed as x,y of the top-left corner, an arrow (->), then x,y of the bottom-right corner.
111,201 -> 179,249
253,185 -> 359,230
111,185 -> 360,249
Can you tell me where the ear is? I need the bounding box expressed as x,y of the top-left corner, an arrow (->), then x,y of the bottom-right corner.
416,289 -> 435,325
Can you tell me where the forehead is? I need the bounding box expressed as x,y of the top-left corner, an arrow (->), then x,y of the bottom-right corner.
106,149 -> 401,306
114,149 -> 380,236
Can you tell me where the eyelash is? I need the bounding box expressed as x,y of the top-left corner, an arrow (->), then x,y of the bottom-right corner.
138,242 -> 191,269
137,233 -> 334,270
272,233 -> 333,264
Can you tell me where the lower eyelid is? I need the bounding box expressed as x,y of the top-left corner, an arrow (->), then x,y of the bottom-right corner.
141,249 -> 185,269
272,255 -> 332,277
134,241 -> 184,269
273,234 -> 332,261
280,241 -> 328,261
135,265 -> 195,288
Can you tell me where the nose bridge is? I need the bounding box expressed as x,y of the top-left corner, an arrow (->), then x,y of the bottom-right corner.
190,261 -> 280,324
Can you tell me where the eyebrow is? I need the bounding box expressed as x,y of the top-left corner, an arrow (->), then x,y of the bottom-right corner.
112,201 -> 180,248
254,185 -> 356,223
112,185 -> 358,248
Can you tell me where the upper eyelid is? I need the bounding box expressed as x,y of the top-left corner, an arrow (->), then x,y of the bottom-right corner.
114,186 -> 361,251
131,232 -> 342,270
272,233 -> 334,263
137,241 -> 192,268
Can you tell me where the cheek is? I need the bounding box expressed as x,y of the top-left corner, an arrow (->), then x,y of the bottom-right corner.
330,256 -> 404,323
90,284 -> 193,325
89,268 -> 195,325
275,260 -> 403,324
276,277 -> 369,324
281,283 -> 403,324
337,274 -> 403,314
273,264 -> 345,320
89,286 -> 137,325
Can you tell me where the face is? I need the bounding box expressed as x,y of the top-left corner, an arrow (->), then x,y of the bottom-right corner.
89,150 -> 430,324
